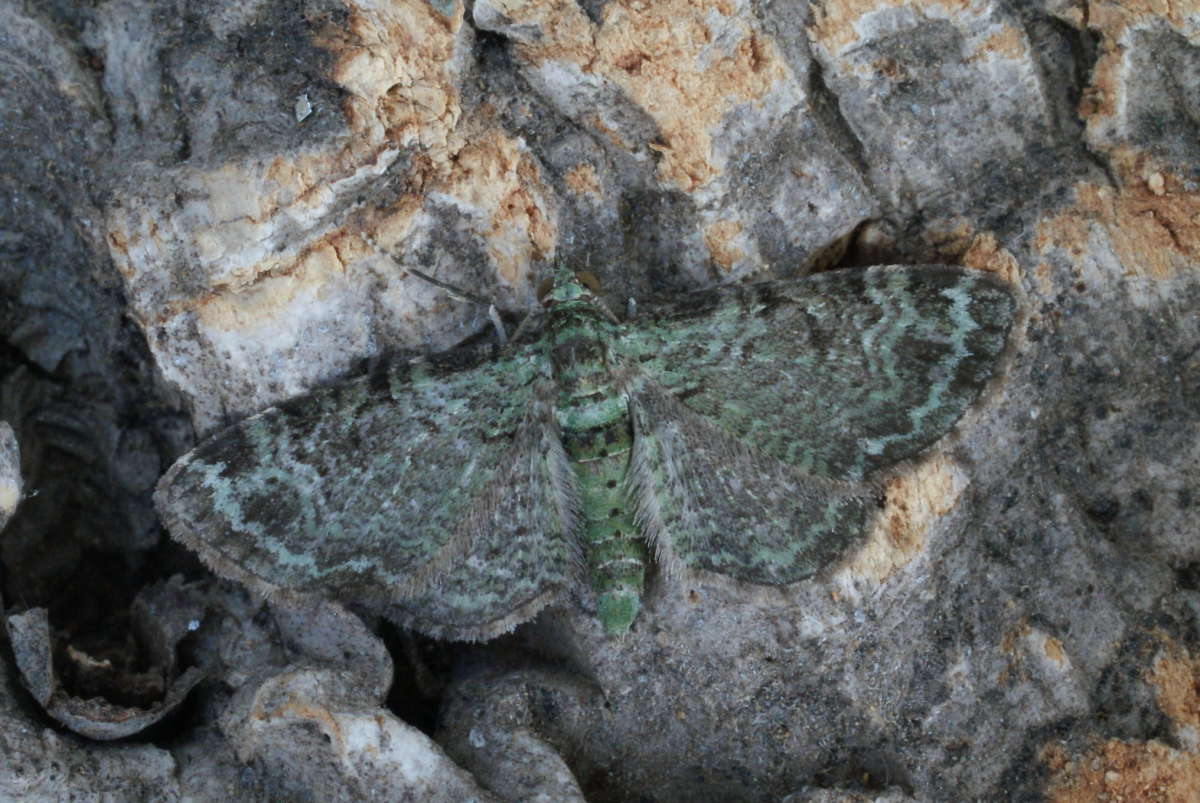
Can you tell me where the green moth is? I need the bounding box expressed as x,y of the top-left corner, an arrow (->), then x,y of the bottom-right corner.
155,265 -> 1014,640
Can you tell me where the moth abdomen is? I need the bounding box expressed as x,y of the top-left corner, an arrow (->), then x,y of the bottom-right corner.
551,302 -> 648,636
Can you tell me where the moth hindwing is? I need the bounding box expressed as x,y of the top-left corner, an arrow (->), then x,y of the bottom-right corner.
155,264 -> 1014,641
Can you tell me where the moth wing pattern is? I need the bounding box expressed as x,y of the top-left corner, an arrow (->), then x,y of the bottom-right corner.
385,395 -> 585,640
616,265 -> 1015,482
626,379 -> 876,584
155,345 -> 582,641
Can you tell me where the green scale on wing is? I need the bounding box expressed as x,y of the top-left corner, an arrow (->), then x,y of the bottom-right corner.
544,276 -> 647,636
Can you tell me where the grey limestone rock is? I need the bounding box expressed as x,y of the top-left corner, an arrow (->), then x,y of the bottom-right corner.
2,0 -> 1199,800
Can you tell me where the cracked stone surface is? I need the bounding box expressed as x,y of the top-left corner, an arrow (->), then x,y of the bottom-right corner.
2,0 -> 1199,800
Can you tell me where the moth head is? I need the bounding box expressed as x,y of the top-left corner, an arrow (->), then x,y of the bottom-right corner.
537,265 -> 603,309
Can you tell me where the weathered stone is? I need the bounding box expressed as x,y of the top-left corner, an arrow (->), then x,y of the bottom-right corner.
2,0 -> 1199,799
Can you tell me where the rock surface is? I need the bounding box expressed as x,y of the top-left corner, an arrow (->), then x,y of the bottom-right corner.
1,0 -> 1198,800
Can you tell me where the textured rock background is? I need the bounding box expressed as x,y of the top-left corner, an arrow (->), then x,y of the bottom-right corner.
1,0 -> 1198,800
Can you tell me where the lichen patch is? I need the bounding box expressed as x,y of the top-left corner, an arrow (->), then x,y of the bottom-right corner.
809,0 -> 989,57
564,163 -> 603,200
702,219 -> 746,272
963,232 -> 1022,286
841,455 -> 966,584
1042,639 -> 1200,802
502,0 -> 793,192
1036,178 -> 1200,283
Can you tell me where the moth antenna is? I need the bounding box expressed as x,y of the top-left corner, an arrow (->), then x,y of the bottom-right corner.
406,268 -> 493,307
407,267 -> 550,349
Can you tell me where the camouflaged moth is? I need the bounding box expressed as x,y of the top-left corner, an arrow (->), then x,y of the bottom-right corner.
156,265 -> 1014,640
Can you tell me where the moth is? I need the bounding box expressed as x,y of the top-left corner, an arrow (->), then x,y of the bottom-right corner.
155,265 -> 1014,641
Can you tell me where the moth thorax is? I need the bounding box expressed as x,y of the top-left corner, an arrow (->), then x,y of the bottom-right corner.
537,270 -> 602,307
550,335 -> 610,377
